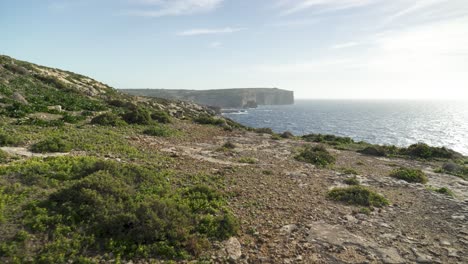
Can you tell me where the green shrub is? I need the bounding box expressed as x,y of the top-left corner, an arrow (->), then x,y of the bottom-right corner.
61,113 -> 86,124
34,74 -> 68,90
437,162 -> 468,180
193,116 -> 225,126
340,168 -> 358,175
2,102 -> 33,118
302,134 -> 354,145
151,111 -> 172,124
359,146 -> 387,157
238,157 -> 257,164
4,63 -> 29,75
344,177 -> 360,185
402,143 -> 461,160
0,157 -> 238,261
91,113 -> 126,126
328,186 -> 389,207
0,149 -> 9,163
390,168 -> 428,184
222,142 -> 236,150
30,137 -> 72,153
121,108 -> 152,125
295,145 -> 335,167
434,187 -> 454,197
254,127 -> 273,134
143,126 -> 172,137
0,132 -> 21,146
15,117 -> 65,127
281,131 -> 294,139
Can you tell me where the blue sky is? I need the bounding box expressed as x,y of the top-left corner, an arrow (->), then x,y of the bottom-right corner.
1,0 -> 468,99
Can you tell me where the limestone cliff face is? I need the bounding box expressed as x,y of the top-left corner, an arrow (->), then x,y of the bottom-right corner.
120,88 -> 294,108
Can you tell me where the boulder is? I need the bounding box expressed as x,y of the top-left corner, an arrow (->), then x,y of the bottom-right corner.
12,92 -> 28,104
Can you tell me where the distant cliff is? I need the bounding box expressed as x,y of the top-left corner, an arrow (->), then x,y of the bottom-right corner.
120,88 -> 294,108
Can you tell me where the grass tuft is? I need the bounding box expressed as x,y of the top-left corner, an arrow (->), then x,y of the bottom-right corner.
390,168 -> 428,184
328,186 -> 389,207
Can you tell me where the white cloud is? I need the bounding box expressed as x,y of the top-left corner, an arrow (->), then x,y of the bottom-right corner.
275,0 -> 377,15
127,0 -> 223,17
209,41 -> 222,48
177,27 -> 244,36
331,42 -> 359,49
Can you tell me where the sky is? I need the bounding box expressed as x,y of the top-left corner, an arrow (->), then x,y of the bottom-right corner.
1,0 -> 468,99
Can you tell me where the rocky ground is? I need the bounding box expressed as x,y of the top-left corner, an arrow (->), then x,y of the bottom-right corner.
129,123 -> 468,264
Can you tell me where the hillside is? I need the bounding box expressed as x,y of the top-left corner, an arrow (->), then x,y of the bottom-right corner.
120,88 -> 294,109
1,55 -> 468,263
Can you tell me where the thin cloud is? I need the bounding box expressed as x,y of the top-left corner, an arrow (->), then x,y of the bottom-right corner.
177,27 -> 245,36
209,41 -> 222,48
276,0 -> 376,15
331,42 -> 359,49
127,0 -> 224,17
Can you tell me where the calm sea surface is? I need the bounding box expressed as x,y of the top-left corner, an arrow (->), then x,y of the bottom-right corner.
223,100 -> 468,155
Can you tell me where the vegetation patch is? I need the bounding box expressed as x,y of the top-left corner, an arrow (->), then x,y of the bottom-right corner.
428,186 -> 455,197
254,127 -> 274,134
328,186 -> 389,207
401,143 -> 461,160
339,167 -> 359,175
30,137 -> 72,153
0,157 -> 238,261
435,162 -> 468,180
193,115 -> 225,126
0,149 -> 9,163
121,108 -> 152,125
295,145 -> 335,168
359,146 -> 388,157
390,168 -> 428,184
151,111 -> 172,124
280,131 -> 294,139
91,113 -> 126,126
0,132 -> 21,147
238,157 -> 257,164
344,177 -> 360,185
302,133 -> 354,146
143,125 -> 173,137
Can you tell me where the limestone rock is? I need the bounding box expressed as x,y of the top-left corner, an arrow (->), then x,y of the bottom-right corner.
12,92 -> 28,104
224,237 -> 242,261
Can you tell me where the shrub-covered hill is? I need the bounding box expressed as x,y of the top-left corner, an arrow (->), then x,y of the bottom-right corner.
0,55 -> 240,263
0,55 -> 219,121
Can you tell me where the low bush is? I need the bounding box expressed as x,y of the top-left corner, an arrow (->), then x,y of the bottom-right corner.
30,137 -> 72,153
402,143 -> 461,160
61,113 -> 86,124
4,63 -> 29,75
0,132 -> 21,146
340,168 -> 358,175
222,142 -> 236,150
91,113 -> 126,126
359,146 -> 387,157
280,131 -> 294,139
151,111 -> 172,124
390,168 -> 428,184
344,177 -> 360,185
434,187 -> 454,197
143,126 -> 172,137
0,156 -> 238,261
15,118 -> 65,127
436,162 -> 468,180
295,145 -> 335,167
302,134 -> 354,145
193,116 -> 225,126
328,186 -> 389,207
254,128 -> 274,134
0,149 -> 9,163
121,108 -> 152,125
238,157 -> 257,164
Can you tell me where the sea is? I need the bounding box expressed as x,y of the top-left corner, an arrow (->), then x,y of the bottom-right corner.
222,100 -> 468,156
